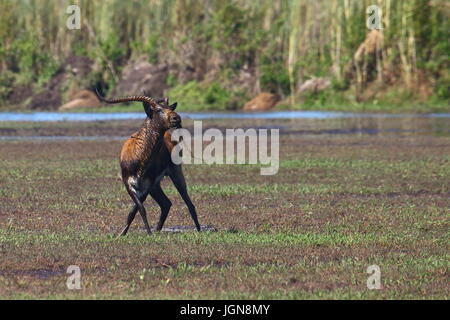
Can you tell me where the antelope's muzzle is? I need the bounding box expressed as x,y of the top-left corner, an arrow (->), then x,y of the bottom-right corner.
170,114 -> 182,128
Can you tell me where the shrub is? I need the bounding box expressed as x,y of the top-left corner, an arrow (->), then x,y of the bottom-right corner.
260,60 -> 290,96
9,34 -> 59,86
99,33 -> 127,68
168,81 -> 233,111
0,71 -> 15,102
432,76 -> 450,102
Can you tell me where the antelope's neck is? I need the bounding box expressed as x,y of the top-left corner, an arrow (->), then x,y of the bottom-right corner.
142,118 -> 165,140
134,120 -> 165,162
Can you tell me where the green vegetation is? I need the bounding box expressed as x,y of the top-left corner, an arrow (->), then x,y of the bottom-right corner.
0,0 -> 448,111
168,81 -> 233,111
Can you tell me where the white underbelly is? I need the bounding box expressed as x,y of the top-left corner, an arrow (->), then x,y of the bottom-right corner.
128,169 -> 167,196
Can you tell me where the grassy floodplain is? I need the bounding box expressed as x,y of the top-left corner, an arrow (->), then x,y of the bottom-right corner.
0,118 -> 449,299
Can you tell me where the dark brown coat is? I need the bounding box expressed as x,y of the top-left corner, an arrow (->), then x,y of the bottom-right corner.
96,89 -> 200,235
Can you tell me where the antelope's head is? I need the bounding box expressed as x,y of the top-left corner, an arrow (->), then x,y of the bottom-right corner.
143,90 -> 181,129
95,88 -> 181,130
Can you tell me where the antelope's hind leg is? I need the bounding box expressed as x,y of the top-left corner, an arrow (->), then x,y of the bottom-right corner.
119,192 -> 148,236
119,204 -> 138,237
124,184 -> 152,235
169,165 -> 201,231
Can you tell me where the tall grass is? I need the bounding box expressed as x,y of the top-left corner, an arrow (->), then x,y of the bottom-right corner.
0,0 -> 448,105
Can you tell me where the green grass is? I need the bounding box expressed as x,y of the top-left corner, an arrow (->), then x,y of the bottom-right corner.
0,228 -> 425,247
0,123 -> 448,299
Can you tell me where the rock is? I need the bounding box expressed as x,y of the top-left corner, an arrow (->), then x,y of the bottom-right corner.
243,92 -> 280,111
114,57 -> 169,98
28,71 -> 66,110
28,55 -> 95,110
297,78 -> 331,94
8,84 -> 33,106
59,90 -> 101,110
65,55 -> 94,77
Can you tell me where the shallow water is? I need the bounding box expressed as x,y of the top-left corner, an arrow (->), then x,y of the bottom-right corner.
0,111 -> 449,140
0,111 -> 449,122
0,135 -> 126,141
152,225 -> 217,233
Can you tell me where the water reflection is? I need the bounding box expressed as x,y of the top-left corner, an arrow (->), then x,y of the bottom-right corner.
0,111 -> 449,122
0,111 -> 449,140
193,116 -> 450,137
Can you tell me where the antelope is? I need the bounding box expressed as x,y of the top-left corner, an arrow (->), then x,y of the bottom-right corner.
95,88 -> 201,236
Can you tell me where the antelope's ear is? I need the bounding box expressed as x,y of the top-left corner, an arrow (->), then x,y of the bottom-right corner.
169,102 -> 177,111
143,102 -> 153,119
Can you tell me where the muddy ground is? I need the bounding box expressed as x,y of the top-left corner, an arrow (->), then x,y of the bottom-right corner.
0,119 -> 448,299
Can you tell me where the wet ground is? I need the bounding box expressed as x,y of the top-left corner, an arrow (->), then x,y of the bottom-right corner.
0,111 -> 449,140
0,112 -> 448,299
2,110 -> 448,122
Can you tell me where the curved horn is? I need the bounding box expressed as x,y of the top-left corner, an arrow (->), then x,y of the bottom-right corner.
95,87 -> 157,107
